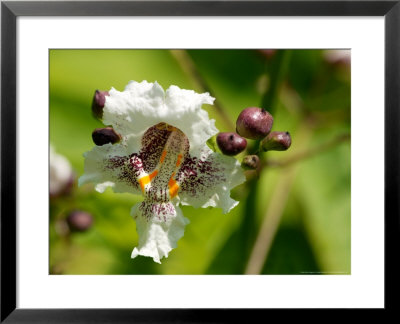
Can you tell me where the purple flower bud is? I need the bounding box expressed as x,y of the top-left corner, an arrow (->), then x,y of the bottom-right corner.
261,131 -> 292,151
241,155 -> 260,170
236,107 -> 274,140
66,211 -> 93,232
92,90 -> 109,119
92,127 -> 121,146
216,132 -> 247,156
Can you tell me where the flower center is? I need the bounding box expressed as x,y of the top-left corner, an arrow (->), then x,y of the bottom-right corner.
131,122 -> 190,202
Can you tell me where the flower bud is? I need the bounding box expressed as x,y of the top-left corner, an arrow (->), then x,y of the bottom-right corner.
241,155 -> 260,170
216,132 -> 247,156
261,131 -> 292,151
66,211 -> 93,232
92,127 -> 121,146
92,90 -> 109,119
236,107 -> 274,140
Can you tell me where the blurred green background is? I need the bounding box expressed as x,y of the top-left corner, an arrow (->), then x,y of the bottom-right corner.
49,49 -> 350,275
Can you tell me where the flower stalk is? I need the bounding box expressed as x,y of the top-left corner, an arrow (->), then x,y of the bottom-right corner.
170,50 -> 236,131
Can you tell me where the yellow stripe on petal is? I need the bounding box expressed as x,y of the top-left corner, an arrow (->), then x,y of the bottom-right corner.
176,154 -> 183,167
168,175 -> 179,198
160,150 -> 167,164
139,175 -> 150,193
149,170 -> 158,180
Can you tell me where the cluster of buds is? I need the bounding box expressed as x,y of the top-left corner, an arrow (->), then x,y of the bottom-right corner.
55,210 -> 94,238
51,209 -> 94,273
91,89 -> 291,175
216,106 -> 291,170
91,90 -> 122,146
50,147 -> 94,234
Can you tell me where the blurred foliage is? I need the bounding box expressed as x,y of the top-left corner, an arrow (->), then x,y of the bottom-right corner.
49,49 -> 350,275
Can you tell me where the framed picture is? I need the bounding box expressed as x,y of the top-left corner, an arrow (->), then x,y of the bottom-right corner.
1,0 -> 398,321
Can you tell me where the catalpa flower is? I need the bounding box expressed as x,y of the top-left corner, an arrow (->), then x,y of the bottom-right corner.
79,81 -> 245,263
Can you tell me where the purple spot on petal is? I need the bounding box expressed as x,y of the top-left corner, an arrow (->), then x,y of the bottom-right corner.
178,153 -> 226,198
104,155 -> 140,190
138,200 -> 176,222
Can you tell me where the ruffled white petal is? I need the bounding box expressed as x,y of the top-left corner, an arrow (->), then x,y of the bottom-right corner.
78,143 -> 141,195
131,201 -> 189,263
164,85 -> 218,150
178,146 -> 245,214
103,81 -> 217,154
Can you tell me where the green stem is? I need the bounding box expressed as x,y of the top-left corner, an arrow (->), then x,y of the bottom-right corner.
244,167 -> 296,274
261,50 -> 292,114
245,123 -> 313,274
241,50 -> 293,272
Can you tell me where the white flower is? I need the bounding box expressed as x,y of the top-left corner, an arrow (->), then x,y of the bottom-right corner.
323,49 -> 351,65
79,81 -> 245,263
50,145 -> 74,197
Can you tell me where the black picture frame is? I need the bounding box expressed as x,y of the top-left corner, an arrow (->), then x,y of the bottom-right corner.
1,0 -> 399,322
